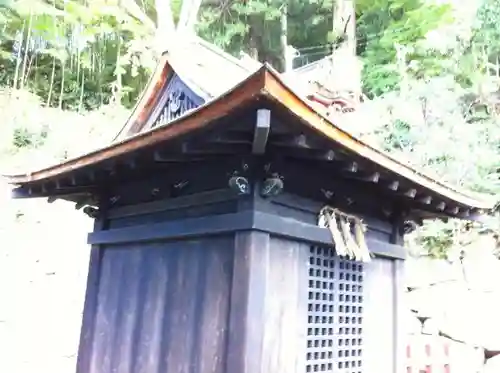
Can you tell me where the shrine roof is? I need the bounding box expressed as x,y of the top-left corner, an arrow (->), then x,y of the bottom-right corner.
114,36 -> 262,140
3,63 -> 495,218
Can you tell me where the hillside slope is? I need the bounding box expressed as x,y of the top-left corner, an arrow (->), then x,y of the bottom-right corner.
0,89 -> 128,373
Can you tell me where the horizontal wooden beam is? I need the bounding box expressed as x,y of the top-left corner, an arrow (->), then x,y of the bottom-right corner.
344,161 -> 358,173
11,184 -> 98,199
419,196 -> 432,205
107,188 -> 241,219
88,210 -> 406,259
205,131 -> 253,145
270,133 -> 328,150
404,189 -> 417,198
436,202 -> 446,211
269,147 -> 339,162
388,180 -> 399,191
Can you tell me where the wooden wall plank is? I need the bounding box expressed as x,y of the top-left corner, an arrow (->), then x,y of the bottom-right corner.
226,231 -> 269,373
260,237 -> 309,373
76,219 -> 105,373
363,257 -> 396,373
226,232 -> 309,373
393,259 -> 406,373
77,237 -> 233,373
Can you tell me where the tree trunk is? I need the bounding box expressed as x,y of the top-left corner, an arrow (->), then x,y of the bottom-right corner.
20,11 -> 33,90
154,0 -> 176,53
247,15 -> 261,61
177,0 -> 203,34
333,0 -> 356,56
280,4 -> 290,73
330,0 -> 361,101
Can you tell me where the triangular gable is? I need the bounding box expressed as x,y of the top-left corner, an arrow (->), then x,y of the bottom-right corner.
141,72 -> 205,132
114,36 -> 261,141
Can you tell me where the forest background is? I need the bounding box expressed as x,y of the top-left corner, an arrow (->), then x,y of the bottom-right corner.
1,0 -> 499,256
0,0 -> 500,370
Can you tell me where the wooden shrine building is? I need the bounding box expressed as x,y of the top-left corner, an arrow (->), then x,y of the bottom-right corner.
4,39 -> 495,373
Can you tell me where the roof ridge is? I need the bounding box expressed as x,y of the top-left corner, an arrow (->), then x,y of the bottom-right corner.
193,36 -> 262,72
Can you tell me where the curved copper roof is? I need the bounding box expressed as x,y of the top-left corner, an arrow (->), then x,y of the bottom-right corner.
3,64 -> 495,211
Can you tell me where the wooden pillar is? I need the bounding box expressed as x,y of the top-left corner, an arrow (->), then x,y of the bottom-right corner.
227,231 -> 309,373
77,190 -> 406,373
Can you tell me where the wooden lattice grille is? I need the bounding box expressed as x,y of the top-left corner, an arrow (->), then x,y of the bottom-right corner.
307,246 -> 364,373
149,74 -> 204,129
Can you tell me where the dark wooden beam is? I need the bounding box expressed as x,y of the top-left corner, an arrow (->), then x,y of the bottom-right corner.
108,189 -> 240,219
88,209 -> 406,259
324,150 -> 336,161
460,208 -> 470,218
11,184 -> 98,199
206,131 -> 253,145
271,158 -> 399,221
419,196 -> 432,205
388,180 -> 399,191
346,171 -> 380,183
153,150 -> 192,162
343,161 -> 358,173
268,146 -> 338,162
404,189 -> 417,198
88,169 -> 97,181
270,132 -> 327,150
184,141 -> 252,155
366,172 -> 380,183
152,149 -> 235,162
436,202 -> 446,211
252,109 -> 271,154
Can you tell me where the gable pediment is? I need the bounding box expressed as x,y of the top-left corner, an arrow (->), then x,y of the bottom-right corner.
114,38 -> 260,141
142,73 -> 205,132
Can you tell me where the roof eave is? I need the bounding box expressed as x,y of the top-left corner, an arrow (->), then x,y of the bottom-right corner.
259,67 -> 496,212
2,64 -> 496,215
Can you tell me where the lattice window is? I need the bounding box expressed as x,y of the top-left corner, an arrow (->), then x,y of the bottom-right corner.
307,246 -> 364,373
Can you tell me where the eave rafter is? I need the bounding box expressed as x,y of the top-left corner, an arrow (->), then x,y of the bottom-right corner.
4,65 -> 495,222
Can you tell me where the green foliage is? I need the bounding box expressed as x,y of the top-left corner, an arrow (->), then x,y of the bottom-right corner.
356,0 -> 453,96
0,0 -> 499,260
0,0 -> 457,106
0,0 -> 156,110
416,220 -> 455,259
197,0 -> 335,70
12,126 -> 47,148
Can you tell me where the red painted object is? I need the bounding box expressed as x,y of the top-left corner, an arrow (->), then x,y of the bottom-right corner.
425,344 -> 431,357
406,338 -> 452,373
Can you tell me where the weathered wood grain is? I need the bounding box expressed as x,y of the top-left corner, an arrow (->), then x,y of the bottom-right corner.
78,237 -> 233,373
